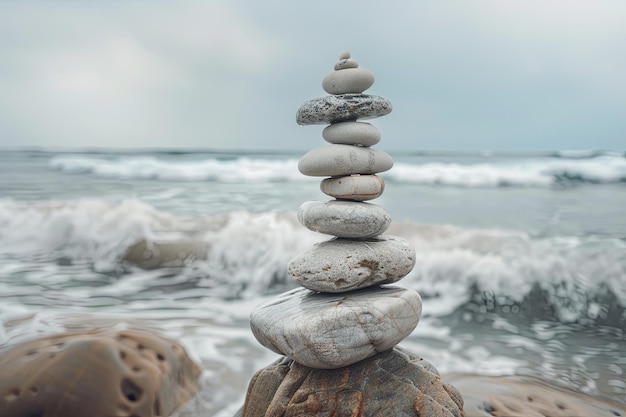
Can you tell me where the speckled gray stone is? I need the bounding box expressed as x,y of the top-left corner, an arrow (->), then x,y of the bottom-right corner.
249,286 -> 422,369
320,174 -> 385,201
296,94 -> 392,125
298,200 -> 391,238
288,236 -> 416,292
298,144 -> 393,177
322,121 -> 381,146
322,68 -> 375,95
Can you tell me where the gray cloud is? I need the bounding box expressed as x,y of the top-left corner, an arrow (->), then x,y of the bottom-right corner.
0,0 -> 625,151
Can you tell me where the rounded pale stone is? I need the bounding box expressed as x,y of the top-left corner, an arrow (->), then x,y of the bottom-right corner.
320,174 -> 385,201
297,200 -> 391,238
339,50 -> 351,60
288,236 -> 416,292
249,286 -> 423,369
334,58 -> 359,70
298,144 -> 393,177
322,121 -> 381,146
296,94 -> 392,125
322,68 -> 375,95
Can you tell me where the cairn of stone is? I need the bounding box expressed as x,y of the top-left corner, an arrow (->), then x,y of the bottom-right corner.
239,52 -> 464,417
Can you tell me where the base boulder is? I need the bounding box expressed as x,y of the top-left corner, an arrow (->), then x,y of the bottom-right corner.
239,348 -> 464,417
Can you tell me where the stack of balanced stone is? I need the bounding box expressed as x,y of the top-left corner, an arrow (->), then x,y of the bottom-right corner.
238,52 -> 464,417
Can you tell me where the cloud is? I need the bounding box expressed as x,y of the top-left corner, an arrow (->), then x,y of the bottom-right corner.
0,1 -> 287,148
0,1 -> 624,151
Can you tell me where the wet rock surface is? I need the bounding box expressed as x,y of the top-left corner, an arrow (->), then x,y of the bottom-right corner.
239,348 -> 465,417
0,329 -> 201,417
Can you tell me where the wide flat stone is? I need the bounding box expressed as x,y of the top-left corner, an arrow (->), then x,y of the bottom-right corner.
238,348 -> 464,417
0,329 -> 201,417
288,236 -> 416,293
296,94 -> 392,125
322,121 -> 381,146
298,144 -> 393,177
320,174 -> 385,201
322,68 -> 375,95
249,286 -> 422,369
298,200 -> 391,238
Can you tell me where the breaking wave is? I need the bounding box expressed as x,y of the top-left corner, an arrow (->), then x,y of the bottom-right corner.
1,198 -> 623,326
48,153 -> 626,187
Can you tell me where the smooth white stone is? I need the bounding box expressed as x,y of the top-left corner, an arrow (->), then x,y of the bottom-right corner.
322,121 -> 381,146
296,94 -> 392,125
297,200 -> 391,238
339,50 -> 351,60
249,286 -> 422,369
298,144 -> 393,177
334,58 -> 359,70
322,68 -> 375,95
320,174 -> 385,201
288,236 -> 416,292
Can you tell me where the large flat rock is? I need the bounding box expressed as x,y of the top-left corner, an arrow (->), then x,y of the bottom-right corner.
0,329 -> 201,417
250,286 -> 422,369
238,348 -> 464,417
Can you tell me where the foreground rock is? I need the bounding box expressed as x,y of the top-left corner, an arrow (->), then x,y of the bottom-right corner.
448,374 -> 626,417
0,329 -> 201,417
238,348 -> 464,417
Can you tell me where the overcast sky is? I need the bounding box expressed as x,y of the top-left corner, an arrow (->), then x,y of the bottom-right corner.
1,1 -> 625,151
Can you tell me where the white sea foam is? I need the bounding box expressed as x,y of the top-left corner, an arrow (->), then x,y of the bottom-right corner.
48,154 -> 626,187
388,155 -> 626,187
49,155 -> 307,182
1,199 -> 623,324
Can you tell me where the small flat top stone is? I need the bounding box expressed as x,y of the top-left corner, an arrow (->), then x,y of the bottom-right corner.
296,94 -> 392,125
250,286 -> 422,369
339,50 -> 351,60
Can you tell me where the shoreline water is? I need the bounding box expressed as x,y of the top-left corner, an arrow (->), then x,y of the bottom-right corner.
1,148 -> 625,415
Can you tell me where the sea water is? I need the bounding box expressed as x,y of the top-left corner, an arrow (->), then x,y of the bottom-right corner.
0,148 -> 625,415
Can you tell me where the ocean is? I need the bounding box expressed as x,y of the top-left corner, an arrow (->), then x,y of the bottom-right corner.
0,148 -> 625,415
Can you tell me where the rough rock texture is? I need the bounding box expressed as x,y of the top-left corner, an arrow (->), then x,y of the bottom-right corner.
448,374 -> 626,417
296,94 -> 392,125
288,236 -> 415,292
239,348 -> 465,417
298,144 -> 393,177
297,200 -> 391,238
250,286 -> 422,369
0,329 -> 201,417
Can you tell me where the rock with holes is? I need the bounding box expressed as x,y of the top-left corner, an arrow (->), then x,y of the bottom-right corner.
238,348 -> 465,417
250,286 -> 422,369
288,236 -> 416,293
0,329 -> 201,417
